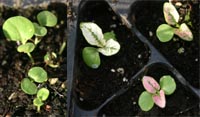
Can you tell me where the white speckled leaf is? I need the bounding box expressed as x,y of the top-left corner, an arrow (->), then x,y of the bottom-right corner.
174,23 -> 193,41
80,22 -> 106,47
163,2 -> 179,25
98,39 -> 120,56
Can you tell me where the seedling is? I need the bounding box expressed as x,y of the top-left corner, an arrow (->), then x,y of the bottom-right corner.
3,10 -> 57,63
156,2 -> 193,42
21,66 -> 49,112
80,22 -> 120,69
138,75 -> 176,111
44,52 -> 60,68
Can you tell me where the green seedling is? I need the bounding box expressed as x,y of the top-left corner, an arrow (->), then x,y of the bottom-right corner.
156,2 -> 193,42
34,88 -> 50,112
21,66 -> 49,112
44,52 -> 60,68
3,10 -> 58,63
138,75 -> 176,111
80,22 -> 120,69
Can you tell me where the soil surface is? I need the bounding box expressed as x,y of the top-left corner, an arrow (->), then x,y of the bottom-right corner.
129,0 -> 199,88
0,2 -> 67,116
98,65 -> 199,116
73,1 -> 150,110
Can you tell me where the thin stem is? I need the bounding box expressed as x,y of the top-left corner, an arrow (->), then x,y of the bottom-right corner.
34,37 -> 41,45
58,41 -> 66,55
37,106 -> 41,113
27,53 -> 34,64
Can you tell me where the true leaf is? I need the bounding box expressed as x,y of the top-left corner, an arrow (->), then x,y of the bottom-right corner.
163,2 -> 179,25
33,22 -> 47,36
80,22 -> 106,47
174,23 -> 193,41
3,16 -> 35,44
28,67 -> 48,83
37,88 -> 49,101
142,76 -> 160,94
152,90 -> 166,108
160,75 -> 176,95
21,78 -> 37,95
103,31 -> 116,41
17,42 -> 35,53
156,24 -> 174,42
97,39 -> 120,56
139,91 -> 154,111
37,10 -> 57,27
82,47 -> 100,69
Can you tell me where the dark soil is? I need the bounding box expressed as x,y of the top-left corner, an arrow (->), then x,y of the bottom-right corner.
73,1 -> 150,110
129,0 -> 199,88
98,65 -> 199,116
0,3 -> 67,116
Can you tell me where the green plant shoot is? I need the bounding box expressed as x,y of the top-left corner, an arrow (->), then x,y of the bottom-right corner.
80,22 -> 120,69
138,75 -> 176,111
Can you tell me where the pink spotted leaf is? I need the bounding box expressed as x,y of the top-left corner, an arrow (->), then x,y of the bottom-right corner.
152,90 -> 166,108
163,2 -> 179,25
142,76 -> 160,94
174,23 -> 193,41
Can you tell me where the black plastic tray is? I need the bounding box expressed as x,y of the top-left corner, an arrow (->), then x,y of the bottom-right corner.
67,0 -> 199,116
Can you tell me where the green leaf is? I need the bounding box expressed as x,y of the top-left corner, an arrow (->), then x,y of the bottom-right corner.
37,11 -> 57,27
156,24 -> 174,42
97,39 -> 120,56
103,31 -> 116,41
33,98 -> 44,108
28,67 -> 48,83
80,22 -> 106,47
37,88 -> 49,101
163,2 -> 179,25
160,75 -> 176,95
17,42 -> 35,53
21,78 -> 37,95
174,23 -> 193,41
82,47 -> 100,69
33,22 -> 47,36
3,16 -> 35,44
138,91 -> 154,111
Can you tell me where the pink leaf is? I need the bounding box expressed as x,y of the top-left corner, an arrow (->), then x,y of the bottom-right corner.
174,23 -> 193,41
142,76 -> 160,94
152,90 -> 166,108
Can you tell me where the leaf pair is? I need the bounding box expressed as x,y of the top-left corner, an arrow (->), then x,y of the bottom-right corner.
156,2 -> 193,42
138,75 -> 176,111
3,11 -> 57,44
80,22 -> 120,69
21,67 -> 48,95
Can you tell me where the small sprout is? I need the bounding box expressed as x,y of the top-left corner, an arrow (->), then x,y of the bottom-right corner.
82,47 -> 100,69
156,24 -> 174,42
21,78 -> 37,95
174,23 -> 193,41
37,10 -> 57,27
80,22 -> 120,69
44,52 -> 60,68
163,2 -> 179,25
28,67 -> 48,83
138,75 -> 176,111
33,97 -> 44,112
3,16 -> 35,44
33,22 -> 47,36
177,47 -> 185,54
156,2 -> 193,42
